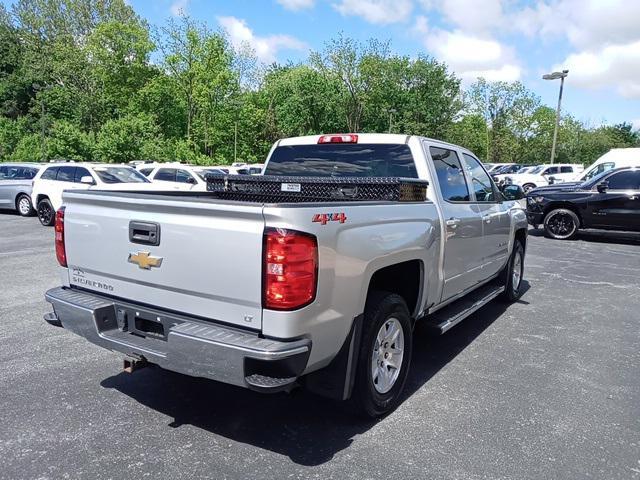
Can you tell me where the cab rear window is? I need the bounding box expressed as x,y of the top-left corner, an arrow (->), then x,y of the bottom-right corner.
264,144 -> 418,178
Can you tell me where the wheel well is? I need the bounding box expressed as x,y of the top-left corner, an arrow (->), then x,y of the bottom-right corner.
367,260 -> 422,317
15,192 -> 30,207
543,202 -> 582,227
35,194 -> 49,206
514,228 -> 527,251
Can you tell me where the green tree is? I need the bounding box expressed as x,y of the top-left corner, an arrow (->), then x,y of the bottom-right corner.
94,113 -> 161,162
47,120 -> 93,160
467,79 -> 541,163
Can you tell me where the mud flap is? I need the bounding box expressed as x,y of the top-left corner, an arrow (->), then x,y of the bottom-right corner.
303,314 -> 363,401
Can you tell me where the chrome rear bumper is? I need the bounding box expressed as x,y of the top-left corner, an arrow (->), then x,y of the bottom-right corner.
45,287 -> 310,392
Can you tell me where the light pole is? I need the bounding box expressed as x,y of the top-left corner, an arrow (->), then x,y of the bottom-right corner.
388,108 -> 397,133
32,83 -> 47,162
543,69 -> 569,164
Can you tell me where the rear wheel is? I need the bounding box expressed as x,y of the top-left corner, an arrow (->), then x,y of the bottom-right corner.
37,199 -> 55,226
16,194 -> 35,217
544,208 -> 579,240
522,183 -> 536,193
349,291 -> 413,418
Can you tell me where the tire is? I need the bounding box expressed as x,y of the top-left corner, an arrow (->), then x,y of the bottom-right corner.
499,241 -> 525,302
543,208 -> 579,240
349,291 -> 413,418
522,183 -> 536,193
16,194 -> 35,217
37,198 -> 55,226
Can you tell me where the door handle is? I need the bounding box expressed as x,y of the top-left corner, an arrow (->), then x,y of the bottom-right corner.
482,215 -> 492,224
445,218 -> 461,229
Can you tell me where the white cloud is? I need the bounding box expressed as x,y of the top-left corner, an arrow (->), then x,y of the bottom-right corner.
424,29 -> 521,82
276,0 -> 315,10
513,0 -> 640,50
412,15 -> 429,36
510,1 -> 640,98
170,0 -> 189,16
426,0 -> 504,33
631,119 -> 640,131
554,41 -> 640,98
332,0 -> 413,25
217,16 -> 308,64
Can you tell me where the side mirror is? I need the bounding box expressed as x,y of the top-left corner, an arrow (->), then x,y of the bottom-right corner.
501,184 -> 525,200
597,181 -> 609,193
186,176 -> 197,184
547,176 -> 556,184
80,175 -> 95,185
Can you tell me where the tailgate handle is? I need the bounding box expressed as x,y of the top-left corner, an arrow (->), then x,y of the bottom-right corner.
129,221 -> 160,246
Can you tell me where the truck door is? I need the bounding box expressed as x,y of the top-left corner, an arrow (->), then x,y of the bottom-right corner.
588,169 -> 640,230
427,145 -> 484,301
460,153 -> 511,279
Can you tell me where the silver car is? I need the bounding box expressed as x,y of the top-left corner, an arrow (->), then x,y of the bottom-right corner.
0,163 -> 41,216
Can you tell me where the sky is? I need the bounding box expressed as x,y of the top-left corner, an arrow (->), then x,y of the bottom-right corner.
6,0 -> 640,128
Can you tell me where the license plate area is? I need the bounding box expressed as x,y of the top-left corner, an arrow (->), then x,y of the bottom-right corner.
115,305 -> 177,341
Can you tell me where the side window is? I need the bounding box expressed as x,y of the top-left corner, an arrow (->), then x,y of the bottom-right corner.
560,166 -> 573,173
56,166 -> 76,182
155,168 -> 176,182
176,169 -> 194,183
41,167 -> 59,180
430,146 -> 470,202
74,167 -> 91,183
606,171 -> 640,190
544,166 -> 559,175
0,166 -> 7,178
22,168 -> 38,180
139,168 -> 153,177
461,153 -> 496,202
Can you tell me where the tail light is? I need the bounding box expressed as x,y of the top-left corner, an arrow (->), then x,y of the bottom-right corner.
263,228 -> 318,310
55,207 -> 67,267
318,134 -> 358,144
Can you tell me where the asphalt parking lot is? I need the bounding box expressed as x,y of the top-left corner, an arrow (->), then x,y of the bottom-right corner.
1,212 -> 639,480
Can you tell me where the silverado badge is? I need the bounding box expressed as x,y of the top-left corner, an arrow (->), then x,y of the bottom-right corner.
128,251 -> 163,270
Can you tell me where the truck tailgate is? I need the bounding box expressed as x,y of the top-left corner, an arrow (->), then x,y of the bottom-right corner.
62,192 -> 264,330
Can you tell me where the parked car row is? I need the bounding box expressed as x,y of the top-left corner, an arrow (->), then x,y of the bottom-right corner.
486,148 -> 640,194
0,161 -> 265,226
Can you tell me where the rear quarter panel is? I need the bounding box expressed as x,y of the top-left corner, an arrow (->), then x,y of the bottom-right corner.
262,201 -> 440,372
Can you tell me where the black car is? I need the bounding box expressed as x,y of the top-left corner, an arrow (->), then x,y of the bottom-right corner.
526,167 -> 640,239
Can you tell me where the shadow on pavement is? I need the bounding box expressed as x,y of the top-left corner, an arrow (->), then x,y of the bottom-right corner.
100,282 -> 530,466
528,226 -> 640,246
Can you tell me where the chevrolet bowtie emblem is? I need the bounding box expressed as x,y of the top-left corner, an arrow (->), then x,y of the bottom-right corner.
128,251 -> 163,270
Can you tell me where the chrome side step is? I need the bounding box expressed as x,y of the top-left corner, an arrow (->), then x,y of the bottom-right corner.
428,283 -> 505,334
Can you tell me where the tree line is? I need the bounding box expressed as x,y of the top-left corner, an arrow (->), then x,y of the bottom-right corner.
0,0 -> 638,166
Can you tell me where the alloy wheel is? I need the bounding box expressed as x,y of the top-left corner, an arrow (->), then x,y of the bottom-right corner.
18,197 -> 31,215
371,317 -> 404,394
546,211 -> 576,238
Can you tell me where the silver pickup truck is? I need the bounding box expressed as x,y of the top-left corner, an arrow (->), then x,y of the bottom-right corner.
44,134 -> 528,417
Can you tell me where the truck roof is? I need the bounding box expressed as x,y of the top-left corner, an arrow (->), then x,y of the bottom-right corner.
277,133 -> 463,151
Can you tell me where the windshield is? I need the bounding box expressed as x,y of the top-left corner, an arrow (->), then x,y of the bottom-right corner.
527,166 -> 545,174
93,167 -> 150,184
264,144 -> 418,178
580,169 -> 615,188
580,162 -> 615,182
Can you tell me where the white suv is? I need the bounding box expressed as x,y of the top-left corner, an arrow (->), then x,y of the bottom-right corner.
137,164 -> 229,191
505,164 -> 584,192
31,163 -> 166,226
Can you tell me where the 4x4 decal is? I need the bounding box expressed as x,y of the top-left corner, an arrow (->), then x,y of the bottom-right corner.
312,213 -> 347,225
